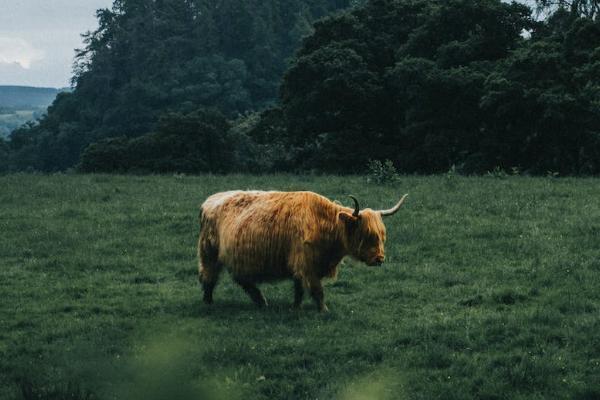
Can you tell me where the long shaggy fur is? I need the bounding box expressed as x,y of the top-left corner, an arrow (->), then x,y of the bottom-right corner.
197,190 -> 391,310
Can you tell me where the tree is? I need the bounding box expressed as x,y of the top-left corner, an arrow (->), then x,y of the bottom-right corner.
8,0 -> 353,172
281,0 -> 534,172
479,12 -> 600,174
534,0 -> 600,19
0,137 -> 9,172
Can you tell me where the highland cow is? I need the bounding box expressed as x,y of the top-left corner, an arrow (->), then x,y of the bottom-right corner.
198,190 -> 407,312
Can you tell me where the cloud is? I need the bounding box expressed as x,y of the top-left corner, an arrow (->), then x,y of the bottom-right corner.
0,37 -> 45,69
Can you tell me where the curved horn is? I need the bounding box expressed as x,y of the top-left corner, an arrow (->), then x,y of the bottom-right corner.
348,195 -> 360,217
379,194 -> 408,216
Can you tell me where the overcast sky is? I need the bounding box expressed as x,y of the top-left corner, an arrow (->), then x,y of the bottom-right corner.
0,0 -> 114,88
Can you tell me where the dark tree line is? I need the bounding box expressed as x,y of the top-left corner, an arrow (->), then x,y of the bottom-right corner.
2,0 -> 600,175
279,0 -> 600,173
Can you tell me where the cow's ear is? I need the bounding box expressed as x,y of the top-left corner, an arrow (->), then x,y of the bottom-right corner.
338,212 -> 358,224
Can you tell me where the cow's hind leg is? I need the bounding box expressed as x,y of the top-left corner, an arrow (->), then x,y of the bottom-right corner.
236,279 -> 268,307
199,260 -> 222,304
198,213 -> 223,305
198,234 -> 222,304
293,278 -> 304,309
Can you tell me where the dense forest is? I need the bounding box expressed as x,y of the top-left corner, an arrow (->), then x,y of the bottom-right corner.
2,0 -> 600,175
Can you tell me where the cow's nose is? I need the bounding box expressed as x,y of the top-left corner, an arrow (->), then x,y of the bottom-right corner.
374,255 -> 385,265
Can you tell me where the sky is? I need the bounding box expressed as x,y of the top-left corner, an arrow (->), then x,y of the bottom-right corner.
0,0 -> 114,88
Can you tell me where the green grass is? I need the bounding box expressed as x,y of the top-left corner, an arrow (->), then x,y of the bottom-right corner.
1,173 -> 600,399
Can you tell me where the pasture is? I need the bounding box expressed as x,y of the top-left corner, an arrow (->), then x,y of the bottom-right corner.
1,173 -> 599,399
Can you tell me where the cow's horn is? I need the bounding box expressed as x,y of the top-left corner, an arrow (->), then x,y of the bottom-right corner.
348,195 -> 360,217
379,194 -> 408,216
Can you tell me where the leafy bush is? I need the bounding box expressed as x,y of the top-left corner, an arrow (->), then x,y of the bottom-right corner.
79,109 -> 233,173
366,159 -> 400,184
486,166 -> 509,179
228,109 -> 295,173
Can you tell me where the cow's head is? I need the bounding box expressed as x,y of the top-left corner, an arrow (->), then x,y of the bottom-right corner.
339,194 -> 407,266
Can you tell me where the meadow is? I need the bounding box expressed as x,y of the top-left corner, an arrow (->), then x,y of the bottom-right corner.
1,173 -> 599,400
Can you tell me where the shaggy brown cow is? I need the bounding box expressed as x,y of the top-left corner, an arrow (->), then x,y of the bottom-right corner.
198,190 -> 407,312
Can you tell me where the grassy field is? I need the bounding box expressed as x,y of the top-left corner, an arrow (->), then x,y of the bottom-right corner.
1,173 -> 600,400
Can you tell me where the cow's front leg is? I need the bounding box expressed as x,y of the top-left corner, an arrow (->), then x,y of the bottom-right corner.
237,280 -> 268,307
308,278 -> 328,312
293,278 -> 304,309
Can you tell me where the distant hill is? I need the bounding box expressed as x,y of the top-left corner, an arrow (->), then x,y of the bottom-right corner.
0,86 -> 65,109
0,86 -> 69,138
